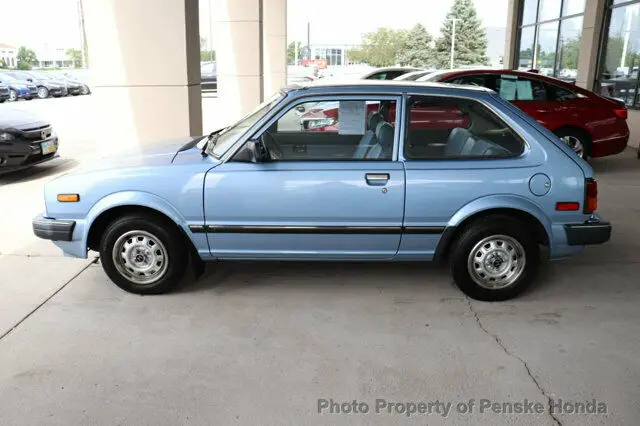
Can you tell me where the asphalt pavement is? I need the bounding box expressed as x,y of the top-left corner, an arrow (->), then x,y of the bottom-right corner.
0,96 -> 639,425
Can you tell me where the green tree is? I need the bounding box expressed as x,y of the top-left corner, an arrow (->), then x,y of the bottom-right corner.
17,46 -> 38,70
346,27 -> 407,67
0,58 -> 6,69
287,41 -> 302,65
434,0 -> 489,68
199,36 -> 215,62
66,48 -> 83,68
397,24 -> 434,67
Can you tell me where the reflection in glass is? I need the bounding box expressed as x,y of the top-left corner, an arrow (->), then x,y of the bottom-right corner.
518,26 -> 535,70
535,21 -> 559,75
538,0 -> 561,22
598,3 -> 640,106
556,16 -> 583,80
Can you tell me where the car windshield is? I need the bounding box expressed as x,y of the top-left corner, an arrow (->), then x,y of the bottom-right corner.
208,92 -> 284,158
0,73 -> 18,82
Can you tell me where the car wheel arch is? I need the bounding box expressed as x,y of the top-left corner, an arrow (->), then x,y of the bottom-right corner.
434,205 -> 550,263
86,204 -> 199,262
552,125 -> 592,143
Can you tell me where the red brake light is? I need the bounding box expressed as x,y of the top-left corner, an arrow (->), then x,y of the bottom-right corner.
556,202 -> 580,211
614,108 -> 628,120
584,179 -> 598,214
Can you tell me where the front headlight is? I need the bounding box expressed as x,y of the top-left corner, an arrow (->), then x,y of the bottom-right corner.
0,132 -> 15,141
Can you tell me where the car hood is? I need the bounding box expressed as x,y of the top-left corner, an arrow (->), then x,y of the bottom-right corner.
71,136 -> 213,173
0,109 -> 49,131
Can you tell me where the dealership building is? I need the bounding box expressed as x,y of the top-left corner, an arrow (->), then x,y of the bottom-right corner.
83,0 -> 640,150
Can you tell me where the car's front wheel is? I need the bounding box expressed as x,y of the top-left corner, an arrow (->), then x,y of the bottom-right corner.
37,87 -> 49,99
81,85 -> 90,95
8,89 -> 17,101
99,214 -> 188,294
450,216 -> 539,301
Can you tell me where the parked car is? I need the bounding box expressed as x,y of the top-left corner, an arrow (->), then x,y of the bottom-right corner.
416,69 -> 630,159
0,73 -> 36,101
60,70 -> 91,95
0,109 -> 59,173
361,67 -> 421,80
21,71 -> 70,98
0,82 -> 10,103
393,69 -> 437,81
33,81 -> 611,301
44,71 -> 84,95
201,61 -> 217,90
2,70 -> 65,99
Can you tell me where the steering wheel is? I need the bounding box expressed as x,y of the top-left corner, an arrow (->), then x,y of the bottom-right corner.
260,131 -> 284,160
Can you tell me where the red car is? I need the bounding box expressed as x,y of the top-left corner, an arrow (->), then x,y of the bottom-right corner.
417,69 -> 630,159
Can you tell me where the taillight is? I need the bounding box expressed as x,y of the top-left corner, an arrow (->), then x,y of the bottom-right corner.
614,108 -> 628,120
584,178 -> 598,214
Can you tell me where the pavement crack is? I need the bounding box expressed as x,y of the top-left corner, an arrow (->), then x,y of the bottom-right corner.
462,294 -> 563,426
0,258 -> 98,343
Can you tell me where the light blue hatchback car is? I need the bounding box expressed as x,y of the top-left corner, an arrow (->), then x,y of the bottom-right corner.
33,81 -> 611,301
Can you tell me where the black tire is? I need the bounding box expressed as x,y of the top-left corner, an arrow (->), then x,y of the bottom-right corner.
450,215 -> 540,301
554,127 -> 591,160
99,214 -> 188,295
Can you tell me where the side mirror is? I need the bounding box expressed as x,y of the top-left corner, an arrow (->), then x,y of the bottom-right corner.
27,78 -> 33,82
232,140 -> 267,163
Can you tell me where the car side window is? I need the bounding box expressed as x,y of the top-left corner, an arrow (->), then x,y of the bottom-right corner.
404,95 -> 525,160
258,98 -> 398,161
495,75 -> 547,101
448,74 -> 490,88
548,84 -> 578,102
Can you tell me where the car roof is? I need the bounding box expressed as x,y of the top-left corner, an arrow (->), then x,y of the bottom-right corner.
283,79 -> 495,95
419,68 -> 587,90
360,67 -> 421,78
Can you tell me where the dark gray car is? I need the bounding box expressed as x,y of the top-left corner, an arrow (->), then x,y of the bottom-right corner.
18,71 -> 69,98
0,109 -> 59,173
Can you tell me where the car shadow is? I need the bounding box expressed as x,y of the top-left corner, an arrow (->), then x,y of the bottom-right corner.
0,157 -> 78,186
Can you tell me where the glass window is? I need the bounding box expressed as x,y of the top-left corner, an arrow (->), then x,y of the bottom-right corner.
404,96 -> 525,160
495,75 -> 547,101
535,21 -> 559,74
518,26 -> 536,70
262,98 -> 398,161
556,16 -> 583,79
538,0 -> 561,21
209,93 -> 284,158
522,0 -> 539,25
562,0 -> 585,16
597,2 -> 640,107
448,74 -> 492,89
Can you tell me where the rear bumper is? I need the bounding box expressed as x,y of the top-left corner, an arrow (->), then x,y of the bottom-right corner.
33,215 -> 76,242
564,216 -> 612,246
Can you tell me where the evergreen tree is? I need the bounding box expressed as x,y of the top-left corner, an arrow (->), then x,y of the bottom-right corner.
434,0 -> 489,68
397,24 -> 434,67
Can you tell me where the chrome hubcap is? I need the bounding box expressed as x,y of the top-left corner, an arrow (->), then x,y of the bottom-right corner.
467,235 -> 526,290
112,230 -> 168,285
9,90 -> 16,101
38,88 -> 48,98
561,135 -> 585,158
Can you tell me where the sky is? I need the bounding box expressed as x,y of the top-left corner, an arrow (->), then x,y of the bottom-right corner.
0,0 -> 507,52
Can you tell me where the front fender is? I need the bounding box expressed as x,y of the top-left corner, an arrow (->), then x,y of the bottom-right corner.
53,191 -> 192,259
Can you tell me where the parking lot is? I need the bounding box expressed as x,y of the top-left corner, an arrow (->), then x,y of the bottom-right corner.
1,96 -> 640,425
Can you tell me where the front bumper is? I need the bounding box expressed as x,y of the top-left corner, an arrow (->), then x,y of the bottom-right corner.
564,216 -> 612,246
0,135 -> 59,171
33,215 -> 76,241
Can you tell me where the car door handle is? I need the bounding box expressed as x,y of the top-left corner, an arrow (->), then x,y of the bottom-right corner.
365,173 -> 390,186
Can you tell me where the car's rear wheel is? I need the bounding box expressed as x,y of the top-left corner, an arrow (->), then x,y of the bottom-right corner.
37,87 -> 49,99
81,85 -> 90,95
8,89 -> 17,101
99,214 -> 188,294
555,128 -> 590,159
450,216 -> 539,301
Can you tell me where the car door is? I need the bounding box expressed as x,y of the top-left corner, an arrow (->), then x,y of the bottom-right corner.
203,94 -> 406,260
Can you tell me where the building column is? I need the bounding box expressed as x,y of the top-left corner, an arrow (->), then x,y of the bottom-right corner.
576,0 -> 607,89
503,0 -> 521,69
263,0 -> 287,96
213,0 -> 263,126
83,0 -> 202,156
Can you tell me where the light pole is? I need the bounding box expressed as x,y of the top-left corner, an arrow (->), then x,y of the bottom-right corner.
448,17 -> 460,69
